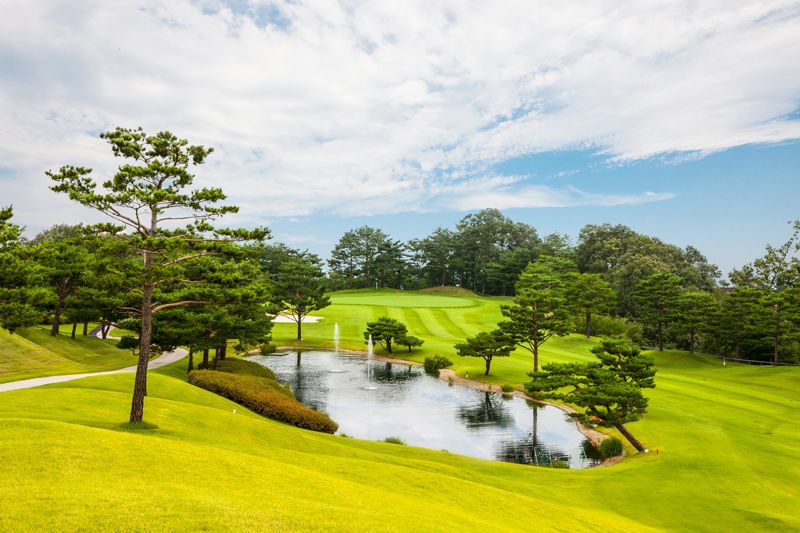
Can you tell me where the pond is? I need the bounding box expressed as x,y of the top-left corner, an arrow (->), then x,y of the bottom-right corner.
249,351 -> 600,468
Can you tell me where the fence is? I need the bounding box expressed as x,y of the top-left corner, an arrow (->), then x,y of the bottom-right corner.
704,354 -> 800,367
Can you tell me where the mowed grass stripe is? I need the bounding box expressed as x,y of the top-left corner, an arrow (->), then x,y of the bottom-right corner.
428,308 -> 470,340
411,308 -> 456,340
400,307 -> 434,338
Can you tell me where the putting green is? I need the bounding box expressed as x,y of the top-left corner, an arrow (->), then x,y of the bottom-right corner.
331,290 -> 478,308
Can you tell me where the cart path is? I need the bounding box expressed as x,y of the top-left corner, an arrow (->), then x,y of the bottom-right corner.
0,347 -> 187,393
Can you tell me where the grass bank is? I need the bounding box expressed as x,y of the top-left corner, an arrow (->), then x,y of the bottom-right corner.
0,326 -> 135,384
0,289 -> 798,530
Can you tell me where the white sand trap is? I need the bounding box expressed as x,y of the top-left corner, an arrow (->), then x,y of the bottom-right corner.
271,314 -> 324,323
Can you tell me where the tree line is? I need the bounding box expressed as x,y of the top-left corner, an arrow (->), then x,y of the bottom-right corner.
328,213 -> 800,365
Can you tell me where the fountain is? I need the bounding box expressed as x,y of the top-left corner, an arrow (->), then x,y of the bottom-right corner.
365,334 -> 377,390
329,323 -> 345,373
333,323 -> 340,353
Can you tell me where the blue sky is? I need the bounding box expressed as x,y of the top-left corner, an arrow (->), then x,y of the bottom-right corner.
0,1 -> 799,275
267,140 -> 800,275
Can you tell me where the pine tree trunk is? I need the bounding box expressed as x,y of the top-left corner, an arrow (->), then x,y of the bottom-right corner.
296,317 -> 302,341
187,348 -> 194,373
71,322 -> 77,339
129,277 -> 153,423
615,424 -> 646,452
202,348 -> 209,368
484,357 -> 491,376
50,306 -> 63,336
585,310 -> 591,338
220,344 -> 227,360
213,347 -> 220,369
387,338 -> 392,354
533,343 -> 539,373
83,321 -> 89,336
773,337 -> 780,366
102,322 -> 110,339
773,304 -> 780,366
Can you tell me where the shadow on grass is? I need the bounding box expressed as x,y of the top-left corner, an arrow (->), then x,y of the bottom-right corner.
113,421 -> 160,432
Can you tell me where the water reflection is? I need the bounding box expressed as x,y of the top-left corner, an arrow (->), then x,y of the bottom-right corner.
457,392 -> 513,429
250,351 -> 600,468
371,361 -> 416,382
496,407 -> 571,466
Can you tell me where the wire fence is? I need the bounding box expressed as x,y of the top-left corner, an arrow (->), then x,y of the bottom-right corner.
703,353 -> 800,367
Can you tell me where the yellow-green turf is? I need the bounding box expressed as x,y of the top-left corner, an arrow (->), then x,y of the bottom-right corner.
0,326 -> 136,383
0,289 -> 798,531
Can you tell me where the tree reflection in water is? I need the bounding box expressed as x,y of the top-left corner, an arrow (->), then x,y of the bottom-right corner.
370,362 -> 418,382
495,404 -> 571,466
286,351 -> 330,411
457,392 -> 513,429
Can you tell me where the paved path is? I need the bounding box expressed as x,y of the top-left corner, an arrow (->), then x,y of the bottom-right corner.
0,347 -> 187,393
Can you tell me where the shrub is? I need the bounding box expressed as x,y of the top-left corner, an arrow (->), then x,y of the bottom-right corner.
424,355 -> 453,375
199,358 -> 277,381
598,437 -> 624,459
588,315 -> 644,343
188,370 -> 337,433
551,459 -> 570,469
383,436 -> 406,445
259,342 -> 277,355
500,384 -> 514,393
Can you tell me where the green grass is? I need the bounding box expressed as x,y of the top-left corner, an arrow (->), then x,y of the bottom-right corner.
273,289 -> 598,386
0,326 -> 136,384
0,289 -> 798,531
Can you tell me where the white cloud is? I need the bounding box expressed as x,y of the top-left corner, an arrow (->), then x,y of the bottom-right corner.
449,183 -> 675,211
0,0 -> 798,231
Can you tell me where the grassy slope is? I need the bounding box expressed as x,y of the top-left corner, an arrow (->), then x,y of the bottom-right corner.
269,289 -> 800,530
0,326 -> 136,383
0,289 -> 798,531
0,369 -> 647,532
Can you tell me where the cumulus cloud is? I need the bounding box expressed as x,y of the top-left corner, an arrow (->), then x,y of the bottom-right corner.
0,0 -> 798,230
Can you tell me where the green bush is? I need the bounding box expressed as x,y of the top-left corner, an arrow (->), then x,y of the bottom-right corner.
383,436 -> 406,445
198,358 -> 277,381
423,355 -> 453,375
188,370 -> 337,433
500,384 -> 514,393
598,437 -> 624,459
259,342 -> 277,355
587,315 -> 644,343
551,459 -> 570,469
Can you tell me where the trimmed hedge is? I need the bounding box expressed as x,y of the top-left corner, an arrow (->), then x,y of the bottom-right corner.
423,355 -> 453,375
198,358 -> 277,381
188,370 -> 338,434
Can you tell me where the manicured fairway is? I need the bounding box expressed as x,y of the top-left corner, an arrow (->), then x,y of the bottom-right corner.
0,289 -> 798,531
0,326 -> 135,384
272,288 -> 595,385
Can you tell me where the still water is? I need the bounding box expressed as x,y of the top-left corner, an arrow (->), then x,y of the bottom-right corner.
249,351 -> 600,468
